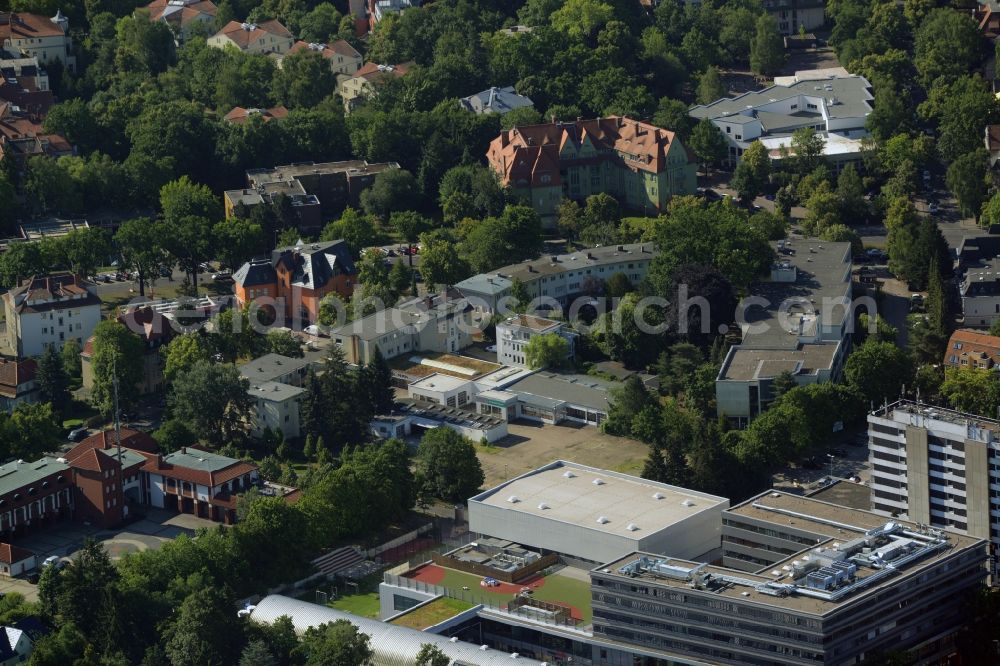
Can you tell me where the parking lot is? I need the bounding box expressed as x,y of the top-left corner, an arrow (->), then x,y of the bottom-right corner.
772,430 -> 871,495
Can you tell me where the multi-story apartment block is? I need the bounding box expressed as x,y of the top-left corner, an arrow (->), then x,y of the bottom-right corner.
248,381 -> 304,440
331,292 -> 474,365
281,40 -> 362,76
0,11 -> 75,71
455,242 -> 657,313
495,314 -> 576,368
716,240 -> 852,424
487,116 -> 697,224
208,20 -> 294,55
689,71 -> 872,169
867,400 -> 1000,561
594,491 -> 986,665
763,0 -> 826,35
3,273 -> 102,358
225,160 -> 400,232
233,240 -> 357,324
960,264 -> 1000,328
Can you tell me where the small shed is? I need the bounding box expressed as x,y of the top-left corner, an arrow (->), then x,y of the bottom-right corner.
0,544 -> 35,577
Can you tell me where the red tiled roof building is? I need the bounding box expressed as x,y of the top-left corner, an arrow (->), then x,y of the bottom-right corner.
486,116 -> 698,225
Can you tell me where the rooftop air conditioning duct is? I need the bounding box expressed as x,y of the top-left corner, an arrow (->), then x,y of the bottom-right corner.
626,523 -> 639,532
652,492 -> 664,500
507,495 -> 519,503
563,470 -> 575,478
538,502 -> 549,510
593,478 -> 605,485
597,516 -> 609,524
681,499 -> 695,507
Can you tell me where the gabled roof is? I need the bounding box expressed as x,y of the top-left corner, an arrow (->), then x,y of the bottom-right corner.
460,86 -> 534,115
145,0 -> 218,24
118,306 -> 174,345
269,239 -> 357,289
488,116 -> 691,189
944,329 -> 1000,367
288,39 -> 361,60
142,446 -> 258,487
223,105 -> 288,124
3,272 -> 100,314
0,542 -> 32,564
72,428 -> 159,457
213,19 -> 291,47
0,12 -> 66,39
350,61 -> 411,82
234,259 -> 277,288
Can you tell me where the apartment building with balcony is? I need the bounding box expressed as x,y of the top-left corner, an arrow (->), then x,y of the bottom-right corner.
867,401 -> 1000,565
3,273 -> 102,358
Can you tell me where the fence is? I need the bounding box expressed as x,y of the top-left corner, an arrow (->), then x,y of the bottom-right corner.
382,571 -> 587,631
430,550 -> 559,583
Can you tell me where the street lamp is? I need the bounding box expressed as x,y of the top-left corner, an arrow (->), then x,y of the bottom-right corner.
826,453 -> 835,481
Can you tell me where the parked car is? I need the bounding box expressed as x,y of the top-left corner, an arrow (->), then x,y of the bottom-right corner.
67,427 -> 88,442
304,324 -> 327,338
909,294 -> 925,312
829,448 -> 848,457
928,202 -> 939,214
42,556 -> 64,570
212,270 -> 231,281
865,248 -> 886,262
486,344 -> 497,353
159,266 -> 172,278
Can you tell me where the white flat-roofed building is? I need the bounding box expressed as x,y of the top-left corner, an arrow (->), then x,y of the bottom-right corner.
496,314 -> 576,368
408,372 -> 473,408
468,460 -> 729,564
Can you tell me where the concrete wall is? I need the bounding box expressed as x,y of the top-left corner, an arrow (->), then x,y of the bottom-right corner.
962,295 -> 1000,328
469,501 -> 637,563
905,425 -> 930,525
378,581 -> 438,620
966,439 -> 990,540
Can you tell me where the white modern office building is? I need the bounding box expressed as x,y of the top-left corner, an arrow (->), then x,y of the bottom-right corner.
468,461 -> 729,564
689,71 -> 872,169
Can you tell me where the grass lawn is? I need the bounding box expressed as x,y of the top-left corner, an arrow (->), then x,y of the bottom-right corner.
62,400 -> 100,430
419,567 -> 593,623
390,597 -> 473,629
330,590 -> 381,619
390,352 -> 502,379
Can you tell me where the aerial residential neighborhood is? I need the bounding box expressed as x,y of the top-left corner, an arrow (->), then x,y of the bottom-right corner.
0,0 -> 998,664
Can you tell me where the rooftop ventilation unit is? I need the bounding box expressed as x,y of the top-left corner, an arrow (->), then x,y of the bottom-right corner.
563,470 -> 576,478
596,516 -> 609,524
652,492 -> 664,500
593,478 -> 605,486
537,502 -> 549,510
507,495 -> 520,503
681,499 -> 695,507
626,523 -> 638,531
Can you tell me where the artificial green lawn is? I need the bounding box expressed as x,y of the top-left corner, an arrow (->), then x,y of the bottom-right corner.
426,567 -> 593,623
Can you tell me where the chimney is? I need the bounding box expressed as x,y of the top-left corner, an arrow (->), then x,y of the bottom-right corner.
488,87 -> 497,109
527,265 -> 535,273
617,245 -> 624,251
181,446 -> 186,454
550,114 -> 556,124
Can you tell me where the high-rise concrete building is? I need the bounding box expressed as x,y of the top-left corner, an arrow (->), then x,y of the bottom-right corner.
867,400 -> 1000,563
